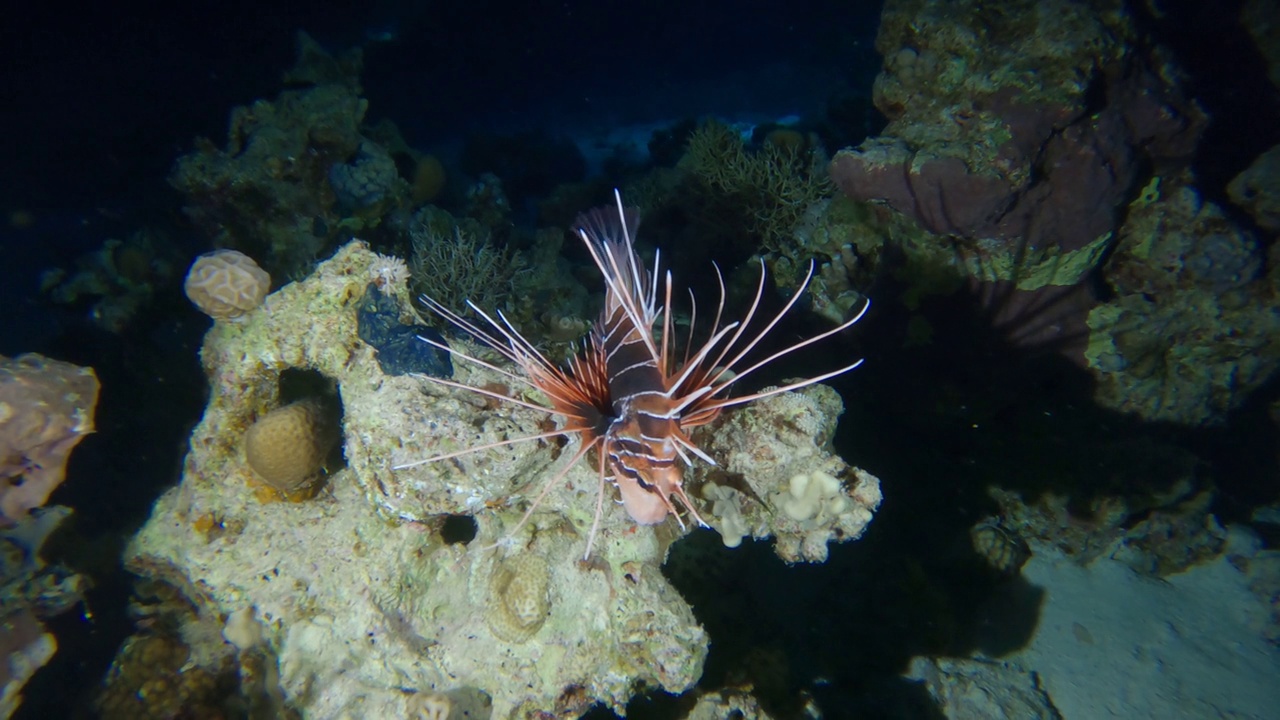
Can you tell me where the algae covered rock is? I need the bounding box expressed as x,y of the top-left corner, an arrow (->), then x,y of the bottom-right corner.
1084,177 -> 1280,425
124,239 -> 879,715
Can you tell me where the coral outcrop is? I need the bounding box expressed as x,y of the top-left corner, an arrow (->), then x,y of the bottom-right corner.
169,32 -> 409,280
124,240 -> 881,715
0,608 -> 57,719
0,354 -> 99,524
1084,175 -> 1280,425
695,385 -> 881,563
831,0 -> 1203,261
810,0 -> 1279,424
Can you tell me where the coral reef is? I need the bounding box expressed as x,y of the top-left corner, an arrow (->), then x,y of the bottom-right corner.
970,518 -> 1032,576
1,505 -> 86,719
0,354 -> 100,524
169,32 -> 411,279
694,384 -> 882,564
1084,176 -> 1280,425
39,229 -> 181,333
831,0 -> 1203,260
905,657 -> 1061,719
328,140 -> 400,213
96,633 -> 233,720
1228,142 -> 1280,232
808,0 -> 1280,424
183,249 -> 272,322
0,609 -> 57,719
809,0 -> 1210,362
463,172 -> 512,230
679,119 -> 833,250
407,207 -> 528,318
984,433 -> 1227,578
123,240 -> 879,715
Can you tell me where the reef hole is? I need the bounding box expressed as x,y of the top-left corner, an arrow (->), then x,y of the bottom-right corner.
439,514 -> 478,545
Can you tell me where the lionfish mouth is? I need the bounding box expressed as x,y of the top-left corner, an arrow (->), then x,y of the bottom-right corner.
395,190 -> 869,558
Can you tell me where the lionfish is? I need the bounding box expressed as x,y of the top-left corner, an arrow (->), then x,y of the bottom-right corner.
399,191 -> 869,558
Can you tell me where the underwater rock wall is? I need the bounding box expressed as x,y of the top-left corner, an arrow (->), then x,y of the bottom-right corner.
812,0 -> 1280,425
124,241 -> 880,717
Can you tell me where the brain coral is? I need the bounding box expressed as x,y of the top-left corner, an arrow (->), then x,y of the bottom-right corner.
243,399 -> 336,493
183,249 -> 271,320
485,553 -> 550,643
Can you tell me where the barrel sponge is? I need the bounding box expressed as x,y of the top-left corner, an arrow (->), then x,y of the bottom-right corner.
485,553 -> 550,643
183,249 -> 271,320
243,400 -> 336,493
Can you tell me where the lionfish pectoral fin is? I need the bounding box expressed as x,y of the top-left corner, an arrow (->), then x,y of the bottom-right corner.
673,433 -> 717,466
477,436 -> 599,554
391,427 -> 569,470
679,491 -> 711,529
584,440 -> 613,560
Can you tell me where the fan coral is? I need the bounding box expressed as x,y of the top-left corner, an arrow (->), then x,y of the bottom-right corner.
183,249 -> 271,321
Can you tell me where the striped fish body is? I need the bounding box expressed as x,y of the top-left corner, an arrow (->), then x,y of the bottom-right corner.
586,210 -> 704,527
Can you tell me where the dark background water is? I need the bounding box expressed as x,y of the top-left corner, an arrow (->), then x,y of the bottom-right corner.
2,1 -> 1277,718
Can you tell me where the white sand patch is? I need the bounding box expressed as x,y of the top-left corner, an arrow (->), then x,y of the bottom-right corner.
1006,526 -> 1280,719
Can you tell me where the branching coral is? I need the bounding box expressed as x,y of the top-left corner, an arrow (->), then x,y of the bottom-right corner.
680,119 -> 832,250
407,210 -> 527,315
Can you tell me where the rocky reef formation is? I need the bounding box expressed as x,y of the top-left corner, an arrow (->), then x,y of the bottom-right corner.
809,0 -> 1279,425
123,241 -> 880,716
0,354 -> 97,718
168,33 -> 409,281
830,0 -> 1203,261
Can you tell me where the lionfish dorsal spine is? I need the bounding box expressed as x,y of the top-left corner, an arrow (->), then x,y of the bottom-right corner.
577,191 -> 661,363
